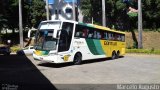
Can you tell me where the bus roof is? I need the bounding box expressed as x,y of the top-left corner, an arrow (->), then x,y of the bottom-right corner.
78,22 -> 125,34
41,20 -> 77,24
40,20 -> 125,34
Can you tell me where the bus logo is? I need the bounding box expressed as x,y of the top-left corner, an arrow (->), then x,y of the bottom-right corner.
104,41 -> 117,46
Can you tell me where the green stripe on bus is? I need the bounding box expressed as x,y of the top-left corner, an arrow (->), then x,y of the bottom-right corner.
42,50 -> 50,55
86,39 -> 99,55
86,39 -> 104,55
78,22 -> 94,28
93,40 -> 105,55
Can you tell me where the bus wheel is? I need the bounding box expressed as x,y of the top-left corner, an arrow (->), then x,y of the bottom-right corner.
116,51 -> 120,59
111,51 -> 116,60
73,53 -> 82,65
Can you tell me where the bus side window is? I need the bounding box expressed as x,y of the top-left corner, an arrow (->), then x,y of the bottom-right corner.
108,33 -> 112,40
75,24 -> 83,38
93,31 -> 97,39
117,34 -> 121,41
114,34 -> 118,41
100,31 -> 104,39
105,32 -> 108,40
121,35 -> 125,42
82,29 -> 88,38
75,32 -> 80,37
111,33 -> 115,40
88,29 -> 93,38
97,31 -> 101,39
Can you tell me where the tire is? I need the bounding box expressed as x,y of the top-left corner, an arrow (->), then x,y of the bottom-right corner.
4,52 -> 10,56
111,51 -> 116,60
116,51 -> 120,59
73,53 -> 82,65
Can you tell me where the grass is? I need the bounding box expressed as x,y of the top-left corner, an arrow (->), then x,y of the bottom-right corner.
0,44 -> 20,53
10,45 -> 21,53
126,49 -> 160,55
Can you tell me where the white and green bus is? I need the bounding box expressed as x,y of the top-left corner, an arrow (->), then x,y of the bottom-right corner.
29,20 -> 125,64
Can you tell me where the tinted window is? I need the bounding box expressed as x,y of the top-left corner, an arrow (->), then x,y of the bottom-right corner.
74,24 -> 125,42
65,8 -> 72,13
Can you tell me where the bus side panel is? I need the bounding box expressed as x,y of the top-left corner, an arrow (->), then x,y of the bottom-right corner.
85,39 -> 105,55
119,42 -> 126,56
100,40 -> 126,57
100,40 -> 112,57
73,38 -> 106,61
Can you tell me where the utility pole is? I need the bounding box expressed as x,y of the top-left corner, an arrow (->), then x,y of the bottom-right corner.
46,0 -> 49,20
138,0 -> 143,48
19,0 -> 23,48
72,0 -> 76,21
102,0 -> 106,27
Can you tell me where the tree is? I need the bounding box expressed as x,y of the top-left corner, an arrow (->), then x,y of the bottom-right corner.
80,0 -> 92,23
80,0 -> 139,48
80,0 -> 128,28
0,0 -> 46,30
27,0 -> 46,28
0,0 -> 46,45
142,0 -> 160,30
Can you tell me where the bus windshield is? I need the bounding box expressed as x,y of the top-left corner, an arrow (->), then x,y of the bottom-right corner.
34,30 -> 57,51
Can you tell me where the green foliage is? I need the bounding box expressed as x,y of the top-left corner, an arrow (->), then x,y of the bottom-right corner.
80,0 -> 160,30
81,0 -> 105,23
0,14 -> 7,29
0,0 -> 160,32
0,0 -> 46,30
142,0 -> 160,29
116,0 -> 126,10
80,0 -> 91,16
11,46 -> 21,52
127,12 -> 138,17
126,41 -> 138,49
30,0 -> 46,27
132,41 -> 138,49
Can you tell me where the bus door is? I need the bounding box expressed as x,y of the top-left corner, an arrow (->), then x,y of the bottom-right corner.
58,22 -> 74,52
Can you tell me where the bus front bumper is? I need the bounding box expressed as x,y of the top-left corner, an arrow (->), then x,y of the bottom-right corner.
33,54 -> 59,63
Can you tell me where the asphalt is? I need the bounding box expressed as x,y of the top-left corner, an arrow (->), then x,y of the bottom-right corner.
0,54 -> 160,90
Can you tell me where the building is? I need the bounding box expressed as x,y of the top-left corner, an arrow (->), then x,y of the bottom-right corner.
48,0 -> 83,22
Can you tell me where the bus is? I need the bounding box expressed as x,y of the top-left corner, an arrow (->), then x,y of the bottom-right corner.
28,20 -> 125,64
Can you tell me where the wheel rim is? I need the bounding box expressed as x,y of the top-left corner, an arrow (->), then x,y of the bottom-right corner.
116,52 -> 119,58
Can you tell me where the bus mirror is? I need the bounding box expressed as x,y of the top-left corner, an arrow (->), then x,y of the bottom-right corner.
53,29 -> 61,39
57,30 -> 61,39
28,28 -> 37,38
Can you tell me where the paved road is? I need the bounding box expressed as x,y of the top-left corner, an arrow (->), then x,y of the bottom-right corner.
0,54 -> 160,90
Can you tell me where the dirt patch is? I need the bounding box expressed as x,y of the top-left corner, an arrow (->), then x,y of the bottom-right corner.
125,31 -> 160,50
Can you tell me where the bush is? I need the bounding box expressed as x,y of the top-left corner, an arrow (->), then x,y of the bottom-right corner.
133,41 -> 138,49
10,46 -> 21,52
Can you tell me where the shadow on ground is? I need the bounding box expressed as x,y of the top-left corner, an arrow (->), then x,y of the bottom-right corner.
38,57 -> 114,68
0,55 -> 57,90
